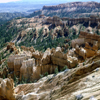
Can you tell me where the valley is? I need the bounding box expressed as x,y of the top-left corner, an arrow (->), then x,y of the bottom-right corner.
0,1 -> 100,100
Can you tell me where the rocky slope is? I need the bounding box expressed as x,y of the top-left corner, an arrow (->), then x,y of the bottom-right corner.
1,52 -> 100,100
28,1 -> 100,18
1,15 -> 100,51
0,2 -> 100,99
0,30 -> 100,99
0,12 -> 26,25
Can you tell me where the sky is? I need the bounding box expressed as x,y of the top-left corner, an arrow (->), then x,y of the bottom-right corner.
0,0 -> 20,3
0,0 -> 100,3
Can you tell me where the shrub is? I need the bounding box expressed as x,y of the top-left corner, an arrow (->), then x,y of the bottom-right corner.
54,67 -> 59,74
44,72 -> 48,76
61,65 -> 68,71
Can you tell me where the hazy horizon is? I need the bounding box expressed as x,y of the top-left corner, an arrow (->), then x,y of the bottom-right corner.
0,0 -> 100,3
0,0 -> 100,13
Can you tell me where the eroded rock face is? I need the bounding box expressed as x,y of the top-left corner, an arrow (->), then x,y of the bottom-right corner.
71,38 -> 85,48
41,48 -> 51,65
0,78 -> 15,100
13,54 -> 100,100
79,31 -> 100,48
20,59 -> 34,81
85,42 -> 98,58
45,16 -> 63,27
21,46 -> 35,53
51,47 -> 78,69
18,30 -> 27,40
43,27 -> 49,37
71,31 -> 100,48
75,45 -> 86,59
7,54 -> 31,77
7,31 -> 100,82
7,42 -> 18,54
3,29 -> 100,100
7,46 -> 79,82
7,42 -> 15,50
43,2 -> 100,11
70,31 -> 99,62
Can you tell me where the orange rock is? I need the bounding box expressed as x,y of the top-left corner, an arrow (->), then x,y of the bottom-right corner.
41,48 -> 51,65
84,42 -> 98,58
20,59 -> 34,81
0,78 -> 15,100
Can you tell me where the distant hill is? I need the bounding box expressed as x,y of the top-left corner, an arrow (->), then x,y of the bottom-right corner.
0,12 -> 26,24
28,1 -> 100,18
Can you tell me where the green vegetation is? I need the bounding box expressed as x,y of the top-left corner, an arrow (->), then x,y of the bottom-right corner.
19,26 -> 79,52
0,22 -> 19,49
19,28 -> 67,52
54,67 -> 59,74
40,72 -> 49,79
96,29 -> 100,35
61,66 -> 68,71
44,72 -> 49,76
0,12 -> 25,25
40,74 -> 44,78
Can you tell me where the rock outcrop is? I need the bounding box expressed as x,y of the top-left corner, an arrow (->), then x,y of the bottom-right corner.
1,54 -> 100,100
20,59 -> 34,81
84,42 -> 98,58
45,16 -> 63,27
21,46 -> 35,53
13,54 -> 100,100
71,31 -> 99,60
18,30 -> 27,39
6,31 -> 100,87
7,42 -> 18,54
39,2 -> 100,27
7,54 -> 31,77
0,78 -> 15,100
41,48 -> 51,65
43,2 -> 100,10
43,27 -> 49,37
7,46 -> 79,82
71,38 -> 85,48
75,45 -> 86,59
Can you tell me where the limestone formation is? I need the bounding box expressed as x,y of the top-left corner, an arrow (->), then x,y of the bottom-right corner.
79,31 -> 100,48
52,26 -> 64,38
20,59 -> 34,81
51,47 -> 78,69
21,46 -> 35,53
63,27 -> 69,36
41,48 -> 51,65
18,30 -> 27,39
32,50 -> 43,59
13,54 -> 100,100
70,31 -> 100,62
45,16 -> 63,26
7,54 -> 30,77
67,48 -> 76,57
7,42 -> 15,50
64,43 -> 69,49
68,56 -> 78,68
43,11 -> 100,28
43,27 -> 49,37
7,31 -> 100,82
14,57 -> 25,77
71,38 -> 85,48
7,45 -> 80,82
75,45 -> 86,59
0,78 -> 15,100
7,42 -> 18,54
